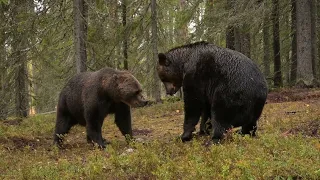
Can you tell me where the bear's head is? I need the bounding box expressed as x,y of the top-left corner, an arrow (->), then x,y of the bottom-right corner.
108,72 -> 148,108
157,53 -> 183,96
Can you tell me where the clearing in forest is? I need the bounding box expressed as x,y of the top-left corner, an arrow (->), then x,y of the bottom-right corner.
0,88 -> 320,179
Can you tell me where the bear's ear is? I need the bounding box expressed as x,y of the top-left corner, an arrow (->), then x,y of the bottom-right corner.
158,53 -> 171,66
113,73 -> 128,84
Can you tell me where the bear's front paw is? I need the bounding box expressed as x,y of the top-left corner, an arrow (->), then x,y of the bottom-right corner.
53,135 -> 64,149
211,138 -> 221,145
181,133 -> 193,142
98,144 -> 106,149
92,141 -> 106,149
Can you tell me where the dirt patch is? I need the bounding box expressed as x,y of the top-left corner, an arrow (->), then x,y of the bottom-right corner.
267,88 -> 320,103
132,129 -> 153,136
282,119 -> 320,138
269,176 -> 302,180
0,136 -> 44,150
1,118 -> 23,126
153,110 -> 182,119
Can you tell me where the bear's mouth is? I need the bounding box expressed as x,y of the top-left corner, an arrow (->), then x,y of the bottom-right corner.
122,99 -> 148,108
167,90 -> 176,96
163,82 -> 180,96
166,85 -> 180,96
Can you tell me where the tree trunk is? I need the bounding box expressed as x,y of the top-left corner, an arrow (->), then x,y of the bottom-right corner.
145,29 -> 152,99
234,27 -> 251,58
0,3 -> 5,89
193,5 -> 203,41
272,0 -> 283,87
318,0 -> 320,78
296,0 -> 316,87
15,57 -> 28,118
232,1 -> 250,58
311,0 -> 318,79
241,31 -> 251,58
175,0 -> 188,44
122,0 -> 128,70
226,26 -> 235,50
226,0 -> 235,50
74,0 -> 88,73
290,0 -> 297,86
204,0 -> 214,42
0,3 -> 8,119
12,0 -> 29,117
151,0 -> 161,102
109,0 -> 120,69
284,2 -> 291,85
262,0 -> 271,84
234,28 -> 241,52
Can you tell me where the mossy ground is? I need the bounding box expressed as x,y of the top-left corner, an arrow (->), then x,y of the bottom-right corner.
0,89 -> 320,179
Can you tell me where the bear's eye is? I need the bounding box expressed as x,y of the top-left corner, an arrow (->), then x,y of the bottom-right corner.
130,90 -> 140,97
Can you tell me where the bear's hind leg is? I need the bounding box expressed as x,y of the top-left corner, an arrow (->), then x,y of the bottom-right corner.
210,111 -> 232,143
240,102 -> 264,137
54,112 -> 75,148
241,121 -> 257,137
199,108 -> 211,135
211,120 -> 231,143
86,123 -> 105,148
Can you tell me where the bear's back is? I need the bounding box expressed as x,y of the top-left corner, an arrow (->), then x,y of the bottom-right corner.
185,44 -> 268,104
195,44 -> 267,88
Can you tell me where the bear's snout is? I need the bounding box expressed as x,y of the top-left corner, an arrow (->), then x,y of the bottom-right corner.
166,87 -> 177,96
135,99 -> 148,107
166,90 -> 175,96
164,82 -> 178,96
125,95 -> 148,108
143,100 -> 149,106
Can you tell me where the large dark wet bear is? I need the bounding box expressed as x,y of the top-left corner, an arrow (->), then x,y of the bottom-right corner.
54,67 -> 148,148
157,41 -> 268,142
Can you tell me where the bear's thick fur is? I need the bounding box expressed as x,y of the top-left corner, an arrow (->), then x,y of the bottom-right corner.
157,41 -> 268,142
54,67 -> 147,148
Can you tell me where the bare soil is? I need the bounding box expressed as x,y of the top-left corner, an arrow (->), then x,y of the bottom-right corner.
282,119 -> 320,138
132,128 -> 153,136
0,136 -> 42,150
2,118 -> 23,126
265,88 -> 320,138
267,88 -> 320,103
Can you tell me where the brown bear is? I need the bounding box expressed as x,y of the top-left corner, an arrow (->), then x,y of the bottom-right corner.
157,41 -> 268,143
53,67 -> 148,148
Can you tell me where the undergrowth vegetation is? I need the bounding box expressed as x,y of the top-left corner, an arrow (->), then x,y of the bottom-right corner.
0,94 -> 320,179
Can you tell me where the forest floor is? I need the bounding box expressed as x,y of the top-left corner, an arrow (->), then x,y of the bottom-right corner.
0,88 -> 320,179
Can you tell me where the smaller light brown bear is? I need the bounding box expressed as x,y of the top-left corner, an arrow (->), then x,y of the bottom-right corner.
54,67 -> 148,149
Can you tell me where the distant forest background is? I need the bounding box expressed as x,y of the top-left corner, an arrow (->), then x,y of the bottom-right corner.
0,0 -> 319,119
